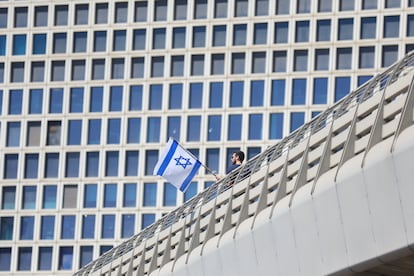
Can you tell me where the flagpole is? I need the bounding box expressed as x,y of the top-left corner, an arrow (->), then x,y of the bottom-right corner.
171,138 -> 219,179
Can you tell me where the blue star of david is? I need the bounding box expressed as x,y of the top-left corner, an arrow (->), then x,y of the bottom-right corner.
174,156 -> 192,169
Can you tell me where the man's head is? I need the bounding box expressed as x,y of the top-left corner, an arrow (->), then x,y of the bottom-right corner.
231,151 -> 245,164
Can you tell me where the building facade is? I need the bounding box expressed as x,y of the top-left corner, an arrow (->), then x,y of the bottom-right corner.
0,0 -> 413,274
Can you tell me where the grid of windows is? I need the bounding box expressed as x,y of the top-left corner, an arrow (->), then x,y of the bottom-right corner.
0,0 -> 413,274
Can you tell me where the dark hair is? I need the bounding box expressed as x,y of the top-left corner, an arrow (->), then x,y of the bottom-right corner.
235,151 -> 245,162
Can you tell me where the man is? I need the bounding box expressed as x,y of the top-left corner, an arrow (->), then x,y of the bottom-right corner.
215,150 -> 245,181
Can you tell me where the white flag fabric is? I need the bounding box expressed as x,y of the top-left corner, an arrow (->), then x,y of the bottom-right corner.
153,138 -> 201,192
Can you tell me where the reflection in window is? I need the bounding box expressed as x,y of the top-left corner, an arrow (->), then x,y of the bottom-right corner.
22,186 -> 37,209
81,215 -> 95,239
43,186 -> 57,209
2,187 -> 16,209
59,246 -> 73,270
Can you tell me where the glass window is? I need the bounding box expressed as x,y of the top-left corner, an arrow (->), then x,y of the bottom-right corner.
82,215 -> 95,239
292,78 -> 306,105
109,86 -> 123,111
54,5 -> 68,26
336,47 -> 352,69
65,152 -> 80,177
133,29 -> 146,50
122,214 -> 135,238
191,54 -> 204,75
111,58 -> 125,79
88,119 -> 101,145
382,45 -> 398,67
0,248 -> 11,270
73,32 -> 87,53
141,214 -> 156,229
149,84 -> 163,110
18,247 -> 32,271
22,186 -> 36,209
2,187 -> 16,209
235,0 -> 248,16
95,3 -> 108,24
184,182 -> 198,202
127,118 -> 141,143
408,15 -> 414,37
167,116 -> 181,140
313,78 -> 328,104
250,80 -> 264,106
51,60 -> 65,81
249,114 -> 262,140
194,0 -> 208,19
113,30 -> 126,51
93,31 -> 107,52
53,33 -> 67,54
79,246 -> 93,269
211,54 -> 225,75
174,0 -> 187,20
384,16 -> 400,38
90,87 -> 103,112
290,112 -> 305,132
143,183 -> 157,206
129,85 -> 143,111
13,34 -> 26,55
334,76 -> 350,102
362,0 -> 377,9
294,50 -> 308,71
40,216 -> 55,240
125,151 -> 139,176
359,46 -> 375,68
315,48 -> 329,70
115,2 -> 128,23
61,216 -> 75,239
171,55 -> 184,77
75,4 -> 89,25
4,154 -> 18,179
295,21 -> 309,42
173,27 -> 186,48
252,52 -> 266,73
297,0 -> 311,13
228,114 -> 242,140
215,0 -> 228,18
358,75 -> 373,86
271,79 -> 285,106
254,23 -> 268,44
385,0 -> 400,8
209,82 -> 223,108
0,8 -> 8,28
42,186 -> 57,209
31,61 -> 45,82
0,35 -> 6,56
33,34 -> 46,54
154,0 -> 167,21
0,217 -> 14,240
145,150 -> 158,175
101,214 -> 115,238
273,51 -> 287,72
72,60 -> 86,81
187,116 -> 201,141
134,1 -> 147,22
123,183 -> 137,207
7,122 -> 21,147
151,56 -> 164,77
206,148 -> 219,174
339,0 -> 354,11
360,17 -> 377,39
207,115 -> 221,141
47,120 -> 62,145
147,117 -> 161,142
233,24 -> 247,45
232,53 -> 245,74
49,88 -> 63,113
11,62 -> 25,83
107,119 -> 121,144
338,18 -> 354,40
189,83 -> 203,108
58,247 -> 73,270
213,25 -> 226,46
163,183 -> 177,206
230,81 -> 244,107
316,19 -> 331,41
62,185 -> 77,208
269,113 -> 284,139
275,22 -> 289,43
105,152 -> 119,177
38,247 -> 52,270
24,153 -> 38,179
0,63 -> 3,82
15,7 -> 28,28
318,0 -> 332,11
86,152 -> 99,177
34,6 -> 48,26
256,0 -> 269,15
193,26 -> 206,47
153,28 -> 166,50
131,57 -> 144,78
276,0 -> 290,14
45,153 -> 59,178
169,84 -> 183,109
20,216 -> 34,240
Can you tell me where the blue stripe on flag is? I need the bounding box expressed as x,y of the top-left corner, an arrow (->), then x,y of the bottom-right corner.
156,140 -> 178,176
179,160 -> 201,192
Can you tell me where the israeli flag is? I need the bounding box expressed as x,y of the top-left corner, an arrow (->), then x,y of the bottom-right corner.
153,138 -> 202,192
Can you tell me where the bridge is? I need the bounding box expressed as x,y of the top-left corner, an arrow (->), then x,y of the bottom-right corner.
75,51 -> 414,275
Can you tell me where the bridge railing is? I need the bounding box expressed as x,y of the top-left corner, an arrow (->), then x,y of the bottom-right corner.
75,51 -> 414,276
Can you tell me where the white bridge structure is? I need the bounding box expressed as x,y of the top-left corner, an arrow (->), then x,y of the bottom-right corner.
75,52 -> 414,276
